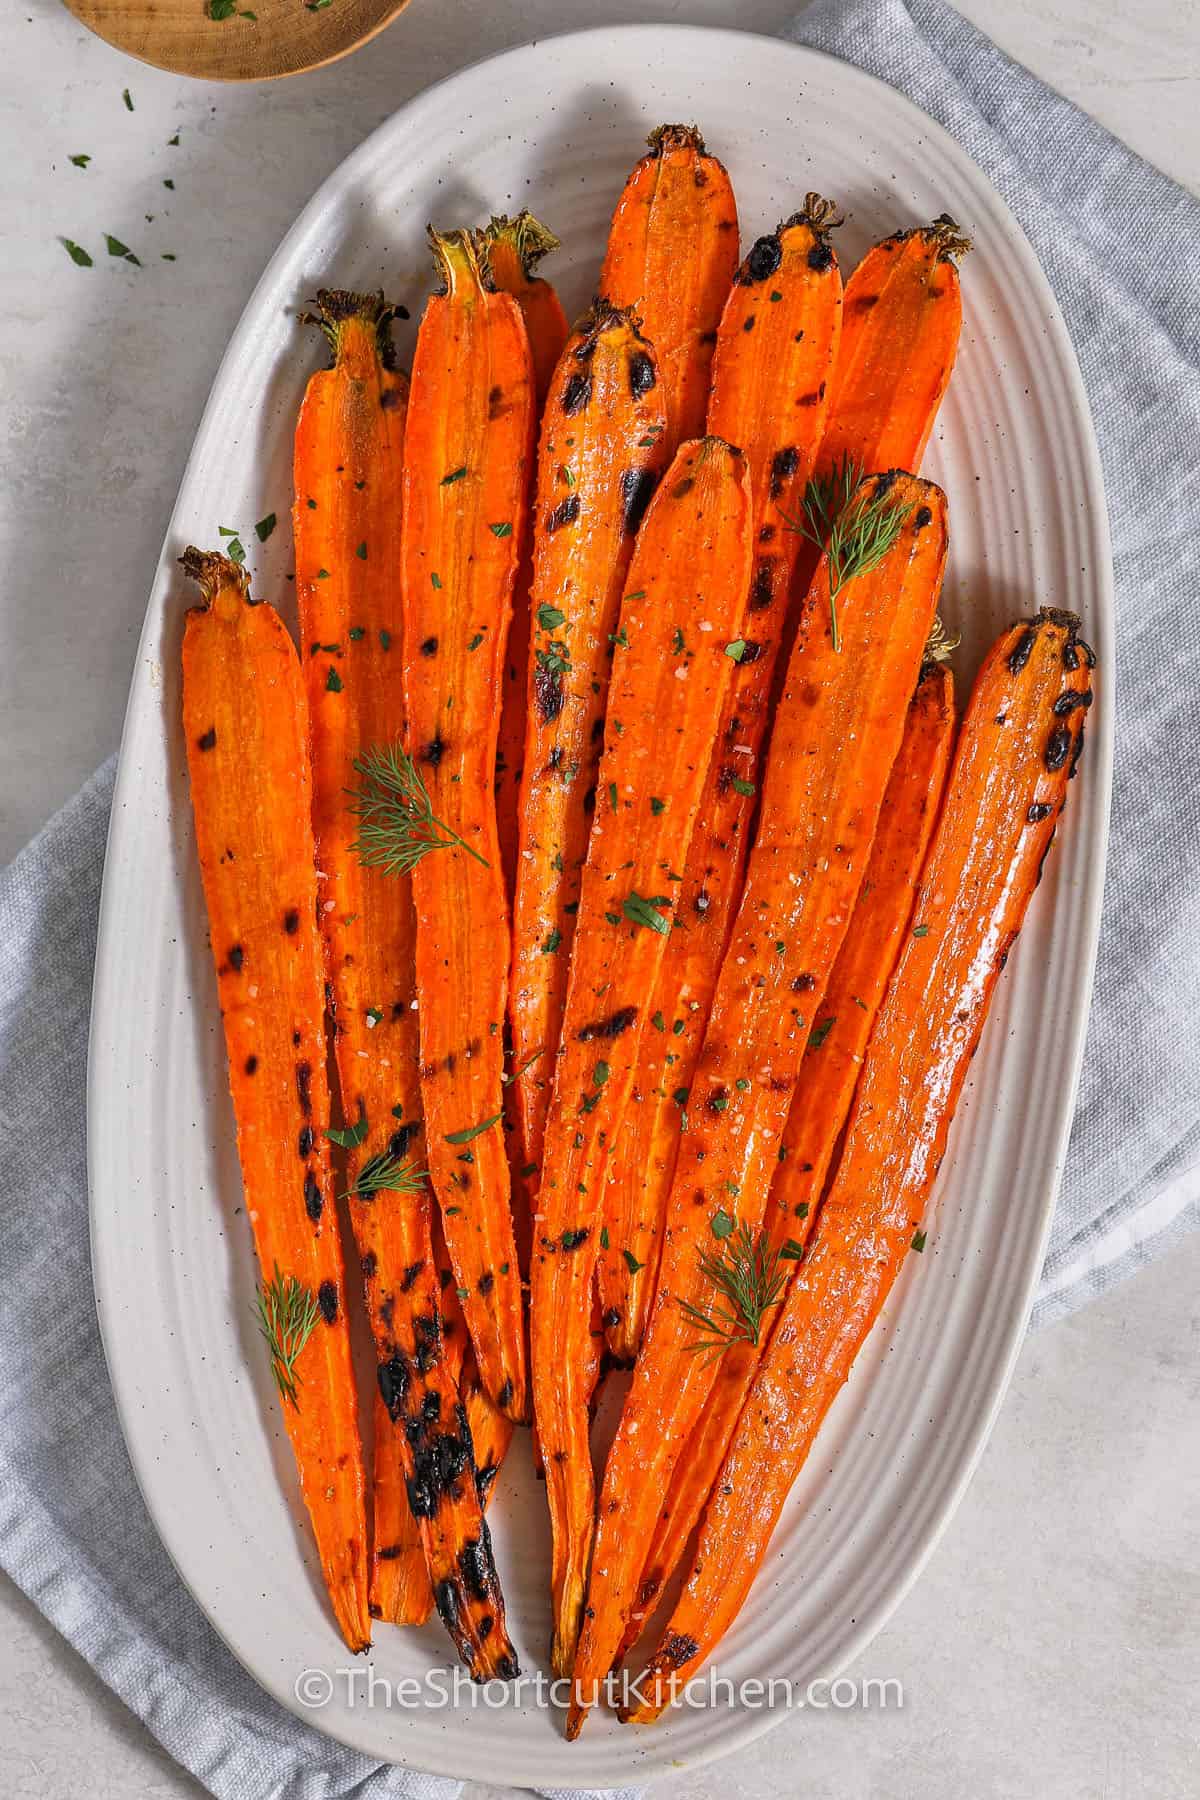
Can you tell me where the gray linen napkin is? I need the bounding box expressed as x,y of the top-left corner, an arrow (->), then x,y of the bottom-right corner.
2,3 -> 1198,1796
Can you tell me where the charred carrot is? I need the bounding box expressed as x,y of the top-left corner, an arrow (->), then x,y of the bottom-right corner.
597,197 -> 844,1362
623,659 -> 955,1647
294,292 -> 516,1679
181,548 -> 370,1654
626,609 -> 1094,1720
600,125 -> 738,454
819,215 -> 969,481
530,437 -> 754,1677
486,212 -> 569,908
509,303 -> 670,1191
568,473 -> 948,1735
373,1270 -> 514,1625
400,229 -> 535,1420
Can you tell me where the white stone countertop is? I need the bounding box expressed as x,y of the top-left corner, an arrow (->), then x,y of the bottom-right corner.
2,0 -> 1198,1795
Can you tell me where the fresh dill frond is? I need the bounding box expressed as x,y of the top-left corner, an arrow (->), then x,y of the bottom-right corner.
784,450 -> 863,550
342,1152 -> 428,1200
347,741 -> 488,876
781,461 -> 910,653
256,1265 -> 321,1409
677,1220 -> 788,1360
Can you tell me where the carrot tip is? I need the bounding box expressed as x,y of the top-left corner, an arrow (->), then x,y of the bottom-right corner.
483,209 -> 561,276
427,224 -> 494,296
646,121 -> 706,155
302,287 -> 404,369
178,546 -> 249,603
927,213 -> 972,262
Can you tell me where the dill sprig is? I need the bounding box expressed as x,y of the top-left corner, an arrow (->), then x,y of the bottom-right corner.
677,1220 -> 789,1360
347,742 -> 488,876
343,1151 -> 428,1201
256,1265 -> 321,1409
781,460 -> 910,653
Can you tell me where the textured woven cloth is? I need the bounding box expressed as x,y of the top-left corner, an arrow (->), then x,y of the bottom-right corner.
1,2 -> 1198,1796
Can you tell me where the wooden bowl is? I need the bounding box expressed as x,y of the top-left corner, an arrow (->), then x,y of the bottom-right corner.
63,0 -> 413,82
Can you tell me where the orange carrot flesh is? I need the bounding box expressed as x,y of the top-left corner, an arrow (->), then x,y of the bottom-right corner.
294,294 -> 516,1679
486,212 -> 569,912
400,230 -> 535,1421
820,217 -> 969,480
484,212 -> 569,404
600,125 -> 739,454
597,199 -> 844,1363
181,549 -> 370,1654
625,609 -> 1094,1721
509,304 -> 670,1191
622,660 -> 955,1649
530,437 -> 755,1677
568,474 -> 948,1735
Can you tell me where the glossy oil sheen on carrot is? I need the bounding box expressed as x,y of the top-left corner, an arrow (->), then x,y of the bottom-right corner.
597,199 -> 844,1362
626,609 -> 1093,1719
600,124 -> 739,454
530,436 -> 754,1679
568,475 -> 948,1736
401,230 -> 535,1420
181,549 -> 370,1654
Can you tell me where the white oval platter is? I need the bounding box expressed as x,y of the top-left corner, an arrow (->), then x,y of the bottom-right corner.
88,24 -> 1113,1789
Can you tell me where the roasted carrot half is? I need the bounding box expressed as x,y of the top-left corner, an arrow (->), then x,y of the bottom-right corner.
624,659 -> 956,1645
626,608 -> 1094,1720
597,197 -> 844,1362
819,215 -> 970,481
531,437 -> 754,1678
484,211 -> 569,402
294,292 -> 516,1679
600,125 -> 738,455
509,303 -> 669,1189
180,548 -> 370,1654
486,212 -> 569,907
400,228 -> 535,1420
568,472 -> 948,1735
373,1262 -> 514,1626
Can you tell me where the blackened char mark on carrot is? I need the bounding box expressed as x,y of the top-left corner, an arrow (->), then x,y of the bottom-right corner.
578,1005 -> 638,1041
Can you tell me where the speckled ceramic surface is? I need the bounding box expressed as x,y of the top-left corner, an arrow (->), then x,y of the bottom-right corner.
88,25 -> 1113,1788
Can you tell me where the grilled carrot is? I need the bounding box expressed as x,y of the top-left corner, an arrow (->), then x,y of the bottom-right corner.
486,212 -> 569,907
483,212 -> 569,402
626,608 -> 1094,1720
568,472 -> 948,1735
294,292 -> 516,1679
373,1274 -> 514,1625
819,215 -> 969,481
600,125 -> 738,455
509,303 -> 670,1191
597,197 -> 844,1362
180,548 -> 370,1654
400,228 -> 535,1420
623,660 -> 955,1647
530,437 -> 754,1678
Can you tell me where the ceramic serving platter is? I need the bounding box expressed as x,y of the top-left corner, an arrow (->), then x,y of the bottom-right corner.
88,25 -> 1113,1787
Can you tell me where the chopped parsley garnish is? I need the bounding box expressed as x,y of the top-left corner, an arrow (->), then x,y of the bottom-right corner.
255,513 -> 276,542
60,238 -> 93,267
622,891 -> 670,935
537,604 -> 565,630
